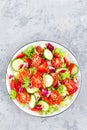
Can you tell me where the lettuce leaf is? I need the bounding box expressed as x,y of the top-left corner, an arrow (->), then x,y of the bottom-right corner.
10,90 -> 17,99
23,46 -> 35,59
54,48 -> 68,58
22,77 -> 30,89
29,67 -> 37,74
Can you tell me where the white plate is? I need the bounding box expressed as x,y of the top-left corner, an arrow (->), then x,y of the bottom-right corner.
6,41 -> 81,117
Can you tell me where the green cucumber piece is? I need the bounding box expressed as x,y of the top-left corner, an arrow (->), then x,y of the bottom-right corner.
43,74 -> 54,87
55,67 -> 68,74
34,92 -> 41,102
38,100 -> 49,112
43,49 -> 53,60
11,58 -> 24,72
28,95 -> 36,108
60,95 -> 73,107
57,85 -> 68,96
56,68 -> 70,80
26,87 -> 39,94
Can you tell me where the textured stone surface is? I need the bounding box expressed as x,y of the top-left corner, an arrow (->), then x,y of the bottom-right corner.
0,0 -> 87,130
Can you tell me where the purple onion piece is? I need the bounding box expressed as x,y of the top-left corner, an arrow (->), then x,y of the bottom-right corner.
19,64 -> 24,69
49,66 -> 55,73
29,83 -> 33,88
18,87 -> 24,93
42,88 -> 49,97
9,75 -> 14,79
47,43 -> 54,51
60,70 -> 67,73
54,83 -> 60,89
36,105 -> 42,110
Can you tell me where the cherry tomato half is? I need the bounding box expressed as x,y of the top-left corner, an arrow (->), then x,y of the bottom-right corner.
31,73 -> 43,88
17,91 -> 31,104
36,46 -> 43,55
10,79 -> 16,90
18,69 -> 31,83
31,54 -> 42,67
38,60 -> 48,73
43,90 -> 63,105
62,79 -> 78,95
51,58 -> 62,68
51,73 -> 58,87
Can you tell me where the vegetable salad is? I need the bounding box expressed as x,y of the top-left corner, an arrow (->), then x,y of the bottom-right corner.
7,42 -> 79,115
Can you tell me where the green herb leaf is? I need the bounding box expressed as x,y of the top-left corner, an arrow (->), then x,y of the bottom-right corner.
29,67 -> 37,74
23,46 -> 35,59
10,90 -> 17,99
54,48 -> 68,58
22,77 -> 30,89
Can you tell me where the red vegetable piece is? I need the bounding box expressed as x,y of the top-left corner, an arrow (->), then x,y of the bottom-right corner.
51,58 -> 62,68
47,43 -> 54,51
16,53 -> 25,59
36,46 -> 43,54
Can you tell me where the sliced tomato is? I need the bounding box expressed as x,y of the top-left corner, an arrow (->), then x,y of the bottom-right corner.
16,53 -> 26,59
49,90 -> 63,105
51,73 -> 58,87
69,63 -> 78,75
36,46 -> 43,54
53,53 -> 60,58
17,91 -> 31,104
10,79 -> 16,90
31,54 -> 42,67
31,73 -> 43,88
43,97 -> 53,105
69,63 -> 75,75
31,107 -> 41,112
38,60 -> 48,73
15,80 -> 24,93
24,57 -> 32,67
44,90 -> 63,105
62,79 -> 78,95
64,57 -> 70,67
18,69 -> 31,83
51,58 -> 62,68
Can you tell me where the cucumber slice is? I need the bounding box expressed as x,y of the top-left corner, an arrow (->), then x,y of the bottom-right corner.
60,95 -> 73,107
55,68 -> 68,74
43,74 -> 54,87
38,100 -> 49,112
34,92 -> 41,102
11,59 -> 24,72
26,87 -> 39,94
44,49 -> 53,60
13,71 -> 19,78
28,95 -> 36,108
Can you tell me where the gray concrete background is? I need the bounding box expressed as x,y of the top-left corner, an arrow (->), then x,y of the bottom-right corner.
0,0 -> 87,130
